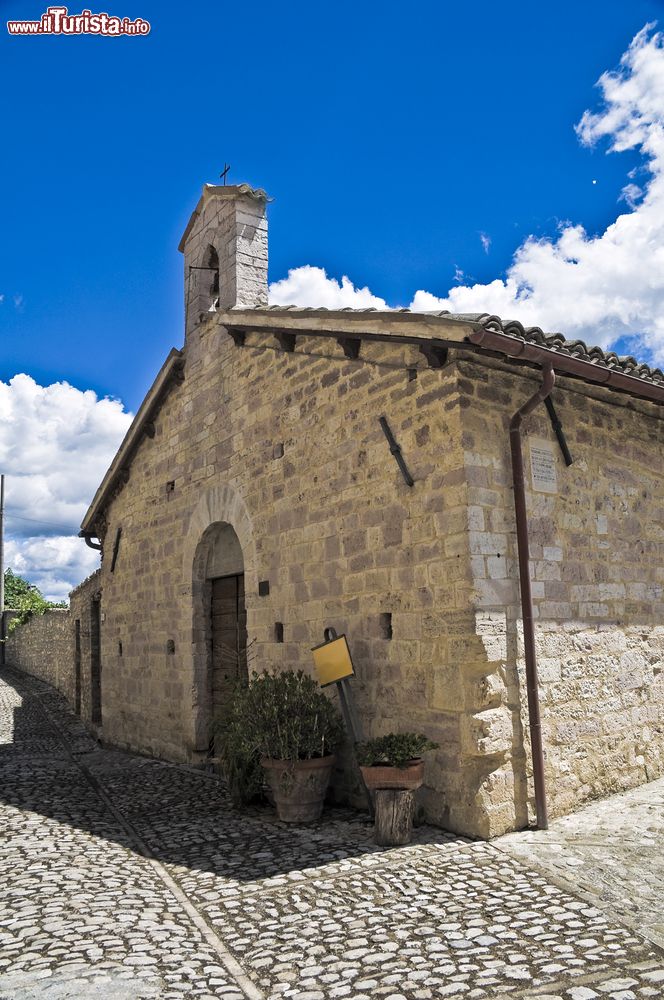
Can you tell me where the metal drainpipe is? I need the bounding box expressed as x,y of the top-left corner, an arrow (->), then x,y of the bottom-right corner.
510,362 -> 555,831
80,532 -> 102,552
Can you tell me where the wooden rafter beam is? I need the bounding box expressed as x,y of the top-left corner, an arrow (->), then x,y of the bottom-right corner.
338,336 -> 361,359
228,328 -> 246,347
275,331 -> 297,352
223,323 -> 473,355
419,344 -> 448,369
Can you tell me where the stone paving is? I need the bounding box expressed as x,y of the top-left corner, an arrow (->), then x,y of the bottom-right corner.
1,666 -> 663,1000
496,778 -> 664,953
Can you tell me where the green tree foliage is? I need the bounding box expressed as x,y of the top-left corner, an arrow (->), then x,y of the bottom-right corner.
4,567 -> 38,607
3,568 -> 67,633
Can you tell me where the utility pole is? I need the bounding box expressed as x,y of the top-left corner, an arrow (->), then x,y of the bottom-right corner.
0,474 -> 4,610
0,475 -> 4,664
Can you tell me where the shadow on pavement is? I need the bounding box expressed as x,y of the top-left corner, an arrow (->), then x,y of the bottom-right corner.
0,665 -> 459,888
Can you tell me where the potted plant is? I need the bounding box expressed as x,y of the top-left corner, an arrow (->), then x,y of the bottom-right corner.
357,732 -> 440,846
357,732 -> 439,791
220,670 -> 344,822
213,684 -> 265,808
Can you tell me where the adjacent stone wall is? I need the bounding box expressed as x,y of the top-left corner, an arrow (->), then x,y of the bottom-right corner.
4,609 -> 71,699
3,569 -> 103,732
456,357 -> 664,835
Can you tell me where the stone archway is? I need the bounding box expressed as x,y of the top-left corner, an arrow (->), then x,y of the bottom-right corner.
183,484 -> 257,754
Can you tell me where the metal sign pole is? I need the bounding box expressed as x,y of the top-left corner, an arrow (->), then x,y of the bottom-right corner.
337,677 -> 363,743
319,626 -> 374,819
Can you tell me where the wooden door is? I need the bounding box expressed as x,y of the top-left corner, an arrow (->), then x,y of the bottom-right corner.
210,574 -> 247,748
74,619 -> 82,716
90,599 -> 102,724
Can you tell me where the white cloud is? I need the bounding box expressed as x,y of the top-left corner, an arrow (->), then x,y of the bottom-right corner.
1,375 -> 132,602
480,233 -> 491,254
269,265 -> 388,310
268,25 -> 664,365
6,535 -> 101,604
620,181 -> 643,208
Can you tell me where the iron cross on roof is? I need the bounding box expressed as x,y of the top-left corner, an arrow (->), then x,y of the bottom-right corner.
219,164 -> 230,185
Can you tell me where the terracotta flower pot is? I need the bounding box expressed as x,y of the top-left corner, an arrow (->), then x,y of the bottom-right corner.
360,757 -> 424,791
261,755 -> 336,823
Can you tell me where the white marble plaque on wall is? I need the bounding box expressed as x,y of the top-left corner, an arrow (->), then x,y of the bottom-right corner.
529,438 -> 558,493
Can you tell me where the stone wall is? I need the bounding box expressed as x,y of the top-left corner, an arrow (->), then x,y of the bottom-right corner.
4,608 -> 71,699
85,320 -> 664,838
456,357 -> 664,835
3,570 -> 103,731
90,321 -> 482,830
17,319 -> 663,839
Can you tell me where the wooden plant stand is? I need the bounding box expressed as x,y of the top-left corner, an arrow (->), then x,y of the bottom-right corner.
374,788 -> 415,846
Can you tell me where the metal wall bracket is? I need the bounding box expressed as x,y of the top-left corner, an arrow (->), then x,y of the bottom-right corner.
544,396 -> 573,466
110,527 -> 122,573
379,416 -> 415,487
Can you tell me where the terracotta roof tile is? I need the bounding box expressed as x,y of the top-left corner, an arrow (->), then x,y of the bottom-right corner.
251,305 -> 664,388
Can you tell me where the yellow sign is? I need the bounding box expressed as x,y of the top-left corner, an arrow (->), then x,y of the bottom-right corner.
312,634 -> 355,687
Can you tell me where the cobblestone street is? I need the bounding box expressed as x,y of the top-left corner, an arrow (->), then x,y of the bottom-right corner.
1,666 -> 663,1000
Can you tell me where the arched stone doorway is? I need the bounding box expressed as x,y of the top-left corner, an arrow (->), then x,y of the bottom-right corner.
193,522 -> 248,753
184,483 -> 258,755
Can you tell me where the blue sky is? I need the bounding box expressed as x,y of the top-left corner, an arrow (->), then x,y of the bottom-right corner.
2,0 -> 661,407
2,0 -> 664,596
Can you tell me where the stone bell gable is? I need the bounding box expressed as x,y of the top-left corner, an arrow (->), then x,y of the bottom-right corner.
179,183 -> 270,336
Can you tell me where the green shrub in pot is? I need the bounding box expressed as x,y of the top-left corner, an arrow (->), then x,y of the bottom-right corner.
217,670 -> 344,821
356,732 -> 439,792
213,685 -> 264,807
357,732 -> 439,768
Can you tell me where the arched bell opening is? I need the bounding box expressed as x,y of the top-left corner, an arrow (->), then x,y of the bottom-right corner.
204,244 -> 220,311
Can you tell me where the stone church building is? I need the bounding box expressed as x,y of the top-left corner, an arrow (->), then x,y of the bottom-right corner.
18,181 -> 664,839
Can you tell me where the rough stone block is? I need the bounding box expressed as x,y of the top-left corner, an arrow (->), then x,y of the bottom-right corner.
461,705 -> 513,757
